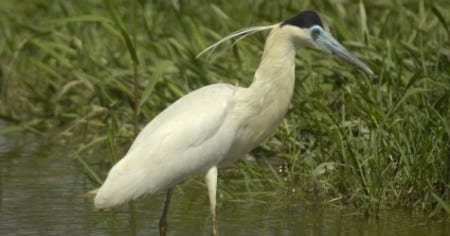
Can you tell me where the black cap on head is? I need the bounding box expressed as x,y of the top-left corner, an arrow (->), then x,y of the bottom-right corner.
281,10 -> 323,28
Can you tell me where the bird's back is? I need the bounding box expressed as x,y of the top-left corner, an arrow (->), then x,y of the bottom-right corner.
94,84 -> 238,209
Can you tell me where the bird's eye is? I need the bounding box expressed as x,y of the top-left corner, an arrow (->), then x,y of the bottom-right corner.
311,28 -> 321,40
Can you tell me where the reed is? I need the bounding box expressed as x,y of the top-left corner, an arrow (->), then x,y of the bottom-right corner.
0,0 -> 448,213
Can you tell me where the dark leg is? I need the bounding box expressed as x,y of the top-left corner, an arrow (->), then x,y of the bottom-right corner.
128,201 -> 137,236
159,188 -> 173,236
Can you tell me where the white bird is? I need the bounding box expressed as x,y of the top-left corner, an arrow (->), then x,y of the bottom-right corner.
93,10 -> 373,236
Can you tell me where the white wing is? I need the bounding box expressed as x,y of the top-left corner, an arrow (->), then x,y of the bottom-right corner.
95,83 -> 238,208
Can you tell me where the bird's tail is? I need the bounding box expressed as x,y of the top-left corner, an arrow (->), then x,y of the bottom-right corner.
85,188 -> 99,199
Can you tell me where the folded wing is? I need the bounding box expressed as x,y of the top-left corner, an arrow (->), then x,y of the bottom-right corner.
95,84 -> 238,208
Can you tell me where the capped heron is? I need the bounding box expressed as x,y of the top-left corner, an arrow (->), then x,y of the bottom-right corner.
93,10 -> 373,236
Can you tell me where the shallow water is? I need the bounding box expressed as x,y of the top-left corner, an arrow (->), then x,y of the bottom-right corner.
0,130 -> 448,235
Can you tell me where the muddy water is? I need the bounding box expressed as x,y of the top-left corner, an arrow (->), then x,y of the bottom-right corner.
0,131 -> 448,235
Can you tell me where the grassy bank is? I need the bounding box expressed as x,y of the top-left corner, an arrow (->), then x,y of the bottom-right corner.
1,0 -> 449,214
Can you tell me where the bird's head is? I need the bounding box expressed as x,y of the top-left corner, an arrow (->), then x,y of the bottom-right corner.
280,10 -> 374,76
198,10 -> 373,76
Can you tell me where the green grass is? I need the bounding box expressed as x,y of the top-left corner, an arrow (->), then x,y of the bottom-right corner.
0,0 -> 449,214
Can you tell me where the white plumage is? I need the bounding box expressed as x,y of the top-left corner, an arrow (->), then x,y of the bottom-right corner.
93,10 -> 373,236
95,84 -> 237,208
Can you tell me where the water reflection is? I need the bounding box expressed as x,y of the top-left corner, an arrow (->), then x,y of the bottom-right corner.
0,131 -> 448,235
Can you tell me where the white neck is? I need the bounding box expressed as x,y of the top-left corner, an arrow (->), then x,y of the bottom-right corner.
242,26 -> 298,144
223,26 -> 302,164
251,27 -> 297,88
247,26 -> 298,120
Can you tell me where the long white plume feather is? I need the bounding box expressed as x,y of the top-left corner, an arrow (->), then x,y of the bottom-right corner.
196,23 -> 279,58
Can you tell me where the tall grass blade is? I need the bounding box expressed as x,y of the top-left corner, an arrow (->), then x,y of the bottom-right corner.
76,154 -> 103,185
431,193 -> 450,214
103,0 -> 139,64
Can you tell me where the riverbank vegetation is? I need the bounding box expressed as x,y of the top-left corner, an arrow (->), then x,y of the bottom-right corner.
1,0 -> 449,215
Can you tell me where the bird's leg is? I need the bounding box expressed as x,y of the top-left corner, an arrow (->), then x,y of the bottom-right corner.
205,166 -> 218,236
159,188 -> 173,236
